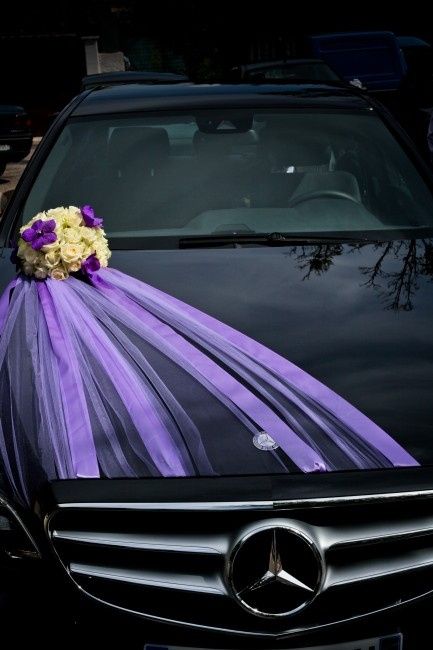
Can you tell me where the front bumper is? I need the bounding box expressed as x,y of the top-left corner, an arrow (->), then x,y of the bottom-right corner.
4,470 -> 433,647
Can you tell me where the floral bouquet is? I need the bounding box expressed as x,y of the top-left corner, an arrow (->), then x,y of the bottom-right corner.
16,205 -> 111,280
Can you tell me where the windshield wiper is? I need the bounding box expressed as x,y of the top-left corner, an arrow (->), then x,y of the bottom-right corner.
179,232 -> 379,248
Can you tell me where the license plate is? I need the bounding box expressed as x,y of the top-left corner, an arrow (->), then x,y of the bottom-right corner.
0,144 -> 11,151
144,633 -> 402,650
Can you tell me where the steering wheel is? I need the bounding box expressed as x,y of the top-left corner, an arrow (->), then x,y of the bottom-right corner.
288,190 -> 361,208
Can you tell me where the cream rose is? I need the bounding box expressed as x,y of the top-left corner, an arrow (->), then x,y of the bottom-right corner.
45,248 -> 61,268
34,267 -> 48,279
23,212 -> 46,230
94,242 -> 111,260
22,247 -> 40,265
17,241 -> 28,256
50,265 -> 69,281
60,243 -> 84,264
66,260 -> 82,273
41,240 -> 59,253
61,227 -> 82,244
63,207 -> 83,228
83,229 -> 98,244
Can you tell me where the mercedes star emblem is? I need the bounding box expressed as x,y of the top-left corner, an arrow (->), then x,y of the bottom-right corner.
228,524 -> 322,618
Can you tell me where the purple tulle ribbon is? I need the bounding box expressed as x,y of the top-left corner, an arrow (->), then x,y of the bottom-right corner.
0,269 -> 419,505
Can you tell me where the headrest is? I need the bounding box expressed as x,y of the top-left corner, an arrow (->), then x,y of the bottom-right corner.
108,126 -> 169,172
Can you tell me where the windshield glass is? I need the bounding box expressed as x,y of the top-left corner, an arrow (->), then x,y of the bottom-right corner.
22,109 -> 433,246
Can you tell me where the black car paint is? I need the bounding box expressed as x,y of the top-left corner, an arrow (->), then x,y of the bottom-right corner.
1,240 -> 433,469
2,83 -> 433,648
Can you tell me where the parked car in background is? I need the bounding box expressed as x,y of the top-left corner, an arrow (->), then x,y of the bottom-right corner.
230,58 -> 344,84
81,70 -> 190,91
0,105 -> 32,177
2,81 -> 433,648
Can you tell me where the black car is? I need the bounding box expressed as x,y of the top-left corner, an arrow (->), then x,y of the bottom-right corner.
0,104 -> 32,176
2,81 -> 433,649
229,59 -> 346,84
81,70 -> 190,91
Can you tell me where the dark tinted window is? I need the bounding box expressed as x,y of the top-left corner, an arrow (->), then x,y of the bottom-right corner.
22,109 -> 433,245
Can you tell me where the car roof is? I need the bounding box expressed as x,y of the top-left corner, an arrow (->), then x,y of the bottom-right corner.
73,82 -> 371,116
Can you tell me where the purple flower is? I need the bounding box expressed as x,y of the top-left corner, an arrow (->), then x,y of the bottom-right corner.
81,205 -> 103,228
81,254 -> 100,275
21,219 -> 57,250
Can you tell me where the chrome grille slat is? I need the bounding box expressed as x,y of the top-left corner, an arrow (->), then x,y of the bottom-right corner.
53,529 -> 228,555
324,547 -> 433,589
70,561 -> 227,595
316,516 -> 433,550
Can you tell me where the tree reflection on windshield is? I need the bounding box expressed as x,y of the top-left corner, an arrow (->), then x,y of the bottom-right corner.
286,240 -> 433,311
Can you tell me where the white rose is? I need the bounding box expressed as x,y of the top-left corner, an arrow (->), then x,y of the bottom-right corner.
66,260 -> 81,273
28,212 -> 46,226
50,265 -> 69,281
41,240 -> 59,253
45,207 -> 67,221
23,247 -> 40,264
63,206 -> 83,228
45,248 -> 61,268
60,243 -> 84,263
17,241 -> 28,256
83,228 -> 98,244
62,228 -> 82,244
82,246 -> 94,259
34,267 -> 48,279
94,242 -> 110,258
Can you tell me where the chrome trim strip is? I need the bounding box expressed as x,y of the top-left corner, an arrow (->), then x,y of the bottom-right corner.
324,549 -> 433,590
70,562 -> 227,595
324,522 -> 433,550
57,500 -> 272,511
52,529 -> 227,554
56,488 -> 433,511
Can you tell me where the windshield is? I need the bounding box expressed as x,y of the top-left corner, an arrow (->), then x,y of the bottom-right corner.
21,109 -> 433,246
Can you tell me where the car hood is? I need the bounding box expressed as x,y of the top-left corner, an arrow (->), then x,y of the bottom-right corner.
1,239 -> 432,469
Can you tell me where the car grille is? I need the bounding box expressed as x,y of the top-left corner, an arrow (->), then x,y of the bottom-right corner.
46,492 -> 433,638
